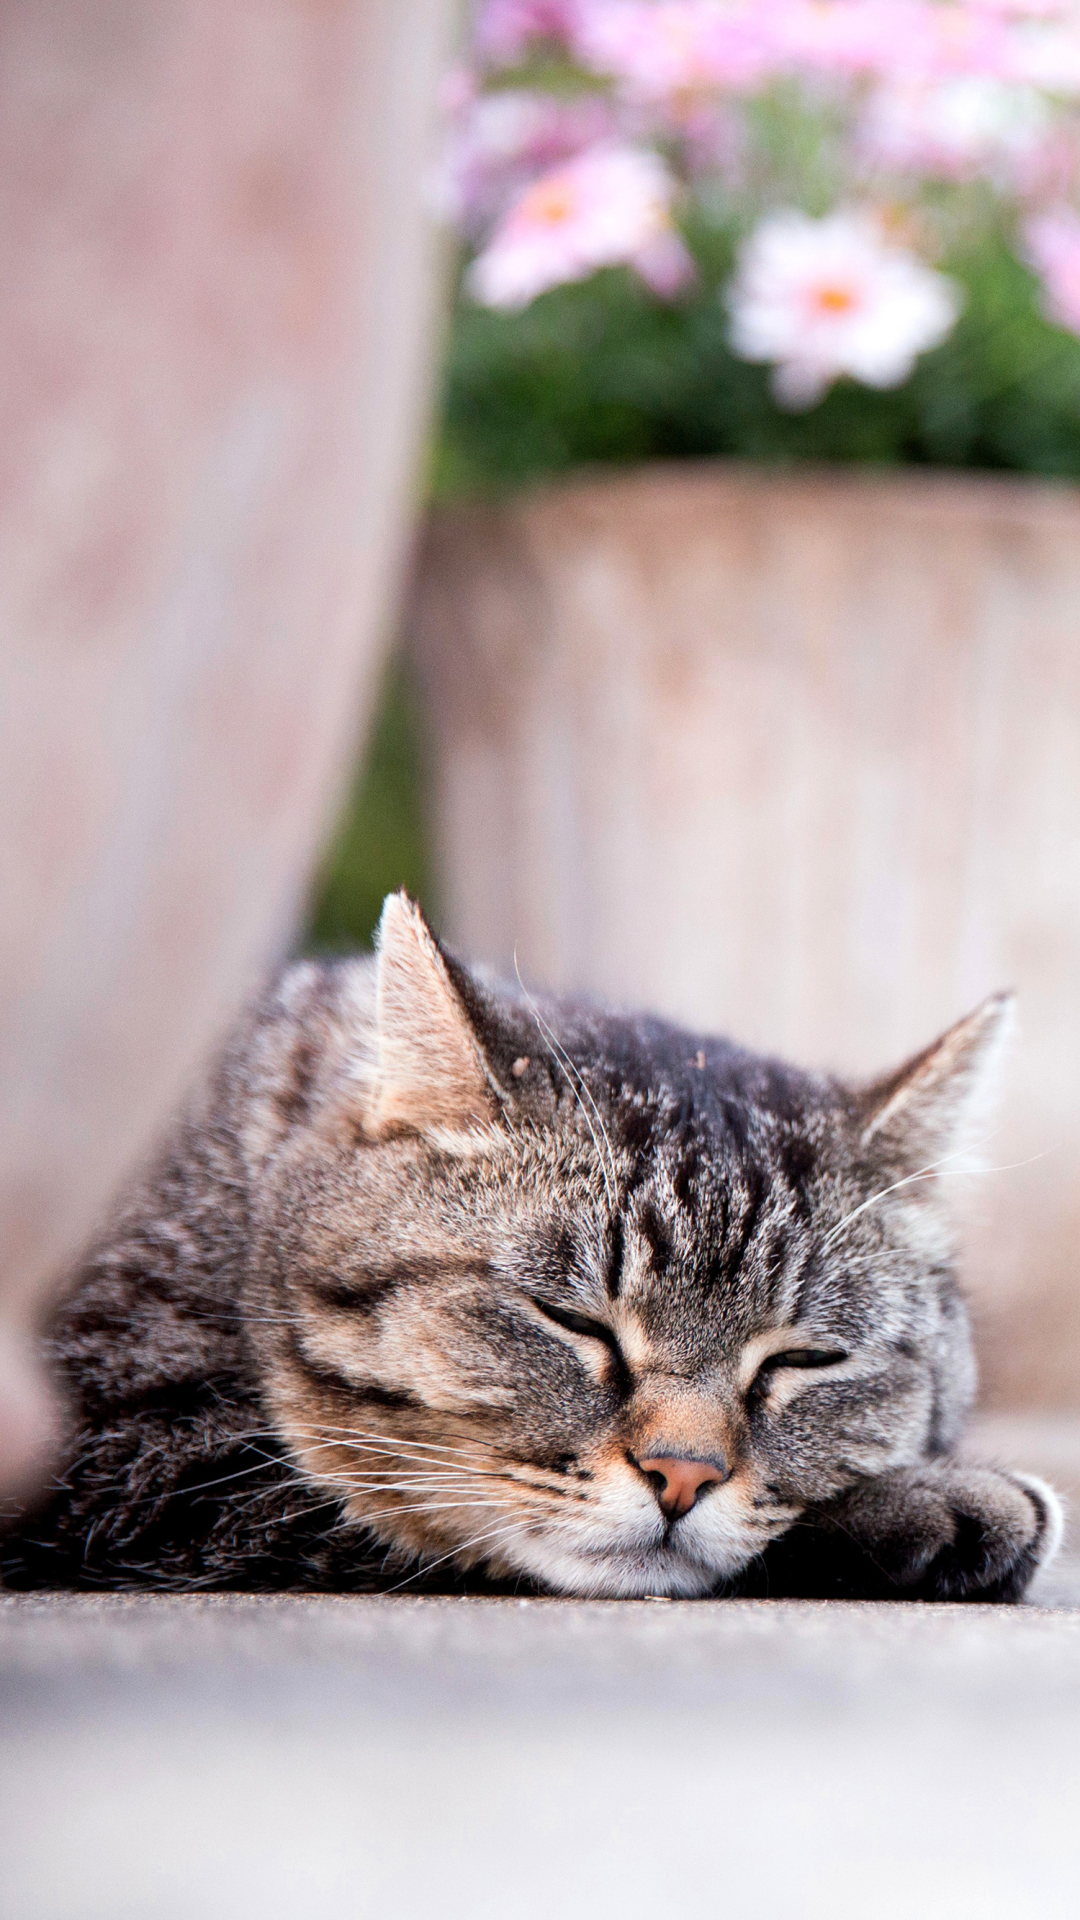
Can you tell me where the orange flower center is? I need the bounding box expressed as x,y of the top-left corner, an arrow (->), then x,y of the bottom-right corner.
525,180 -> 577,226
813,283 -> 858,313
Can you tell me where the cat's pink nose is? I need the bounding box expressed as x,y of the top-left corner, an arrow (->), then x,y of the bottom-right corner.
637,1454 -> 727,1520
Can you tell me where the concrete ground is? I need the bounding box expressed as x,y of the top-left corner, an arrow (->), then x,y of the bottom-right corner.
3,1413 -> 1080,1920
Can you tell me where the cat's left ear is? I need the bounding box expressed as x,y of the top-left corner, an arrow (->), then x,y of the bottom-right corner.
855,992 -> 1015,1171
366,891 -> 501,1140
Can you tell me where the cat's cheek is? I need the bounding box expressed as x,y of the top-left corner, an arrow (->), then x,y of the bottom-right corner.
749,1370 -> 936,1502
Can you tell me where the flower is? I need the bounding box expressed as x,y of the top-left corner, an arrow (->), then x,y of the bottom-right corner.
574,1 -> 771,99
466,143 -> 694,308
860,75 -> 1053,186
1024,205 -> 1080,334
474,0 -> 585,68
912,1 -> 1013,80
727,209 -> 962,407
434,87 -> 616,232
765,1 -> 929,79
575,0 -> 1032,93
1008,15 -> 1080,95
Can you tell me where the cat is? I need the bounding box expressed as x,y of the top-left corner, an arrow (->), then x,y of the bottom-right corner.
1,891 -> 1061,1600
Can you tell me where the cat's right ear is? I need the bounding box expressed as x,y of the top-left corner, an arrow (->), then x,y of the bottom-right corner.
854,992 -> 1015,1174
365,892 -> 500,1141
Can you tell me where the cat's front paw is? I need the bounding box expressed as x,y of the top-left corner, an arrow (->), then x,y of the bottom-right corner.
802,1462 -> 1063,1602
746,1461 -> 1063,1601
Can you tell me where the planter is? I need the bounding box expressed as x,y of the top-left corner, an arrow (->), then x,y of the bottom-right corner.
407,463 -> 1080,1411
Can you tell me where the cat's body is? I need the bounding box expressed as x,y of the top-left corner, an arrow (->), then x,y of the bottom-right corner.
1,895 -> 1061,1600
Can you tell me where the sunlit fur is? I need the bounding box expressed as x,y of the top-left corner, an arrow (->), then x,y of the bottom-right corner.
1,895 -> 1060,1601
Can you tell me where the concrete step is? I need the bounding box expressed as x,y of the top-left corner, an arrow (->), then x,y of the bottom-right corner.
4,1411 -> 1080,1920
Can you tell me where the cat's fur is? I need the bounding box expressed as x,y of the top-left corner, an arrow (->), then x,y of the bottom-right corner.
1,893 -> 1062,1600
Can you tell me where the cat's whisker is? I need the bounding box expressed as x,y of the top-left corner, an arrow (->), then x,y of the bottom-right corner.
297,1461 -> 558,1500
155,1454 -> 286,1499
822,1150 -> 976,1250
285,1422 -> 505,1464
301,1439 -> 490,1470
356,1498 -> 509,1519
823,1139 -> 1052,1252
321,1475 -> 574,1523
231,1428 -> 576,1503
294,1446 -> 530,1487
290,1437 -> 480,1466
222,1422 -> 492,1473
314,1475 -> 507,1497
219,1425 -> 530,1500
382,1516 -> 533,1594
282,1494 -> 510,1528
305,1446 -> 575,1497
340,1482 -> 563,1513
513,949 -> 618,1212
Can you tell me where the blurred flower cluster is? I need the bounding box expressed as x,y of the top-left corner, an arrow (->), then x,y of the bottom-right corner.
437,1 -> 1080,481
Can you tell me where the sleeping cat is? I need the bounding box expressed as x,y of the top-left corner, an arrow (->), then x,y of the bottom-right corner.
1,892 -> 1061,1599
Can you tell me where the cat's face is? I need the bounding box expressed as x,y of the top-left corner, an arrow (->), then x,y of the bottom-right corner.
247,896 -> 1003,1598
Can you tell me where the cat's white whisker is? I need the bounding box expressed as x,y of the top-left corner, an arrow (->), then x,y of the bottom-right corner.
382,1517 -> 533,1594
286,1423 -> 503,1464
514,949 -> 619,1212
289,1435 -> 515,1483
284,1495 -> 509,1527
821,1145 -> 981,1251
318,1475 -> 507,1497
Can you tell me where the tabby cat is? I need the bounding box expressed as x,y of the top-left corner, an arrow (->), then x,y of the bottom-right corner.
1,892 -> 1061,1600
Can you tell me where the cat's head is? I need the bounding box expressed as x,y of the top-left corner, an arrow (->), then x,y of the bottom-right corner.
247,893 -> 1011,1598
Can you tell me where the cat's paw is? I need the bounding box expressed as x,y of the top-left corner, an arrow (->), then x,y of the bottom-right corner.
808,1462 -> 1063,1602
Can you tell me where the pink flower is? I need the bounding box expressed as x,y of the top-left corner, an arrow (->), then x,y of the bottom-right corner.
573,1 -> 1031,93
474,0 -> 585,67
574,1 -> 772,99
764,1 -> 1024,84
765,1 -> 929,79
727,208 -> 962,407
914,2 -> 1014,79
467,143 -> 694,308
435,87 -> 616,232
1024,205 -> 1080,333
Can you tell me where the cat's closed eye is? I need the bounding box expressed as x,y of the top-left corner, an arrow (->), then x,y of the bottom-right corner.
529,1296 -> 622,1357
750,1348 -> 849,1398
760,1349 -> 849,1372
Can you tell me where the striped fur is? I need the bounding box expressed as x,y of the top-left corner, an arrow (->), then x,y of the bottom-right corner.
1,895 -> 1060,1599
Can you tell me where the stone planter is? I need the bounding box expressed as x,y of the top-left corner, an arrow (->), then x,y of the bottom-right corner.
407,464 -> 1080,1411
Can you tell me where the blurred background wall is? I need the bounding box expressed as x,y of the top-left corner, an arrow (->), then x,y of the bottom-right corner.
0,0 -> 453,1491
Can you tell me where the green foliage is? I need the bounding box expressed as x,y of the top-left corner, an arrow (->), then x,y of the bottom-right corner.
435,227 -> 1080,491
306,653 -> 434,954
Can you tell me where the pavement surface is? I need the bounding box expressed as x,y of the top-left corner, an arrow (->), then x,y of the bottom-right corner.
3,1413 -> 1080,1920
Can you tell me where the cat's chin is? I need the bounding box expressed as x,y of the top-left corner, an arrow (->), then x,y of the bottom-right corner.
486,1534 -> 749,1599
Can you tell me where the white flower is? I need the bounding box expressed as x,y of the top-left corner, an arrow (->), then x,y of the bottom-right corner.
727,209 -> 962,408
861,76 -> 1053,188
